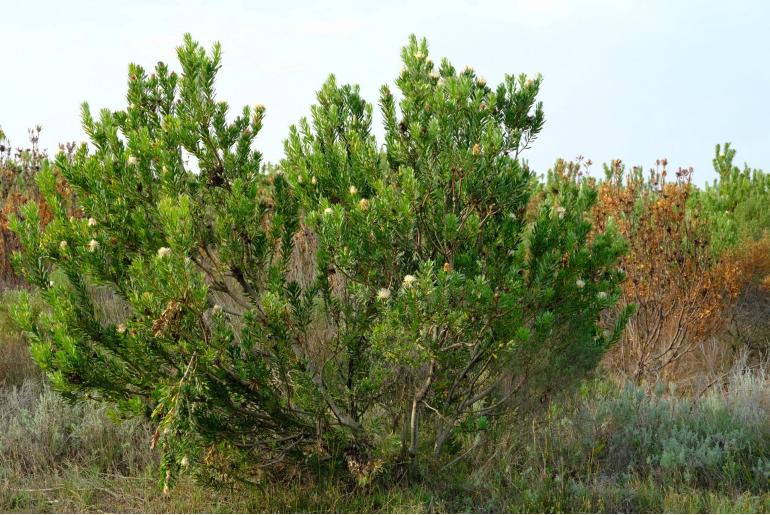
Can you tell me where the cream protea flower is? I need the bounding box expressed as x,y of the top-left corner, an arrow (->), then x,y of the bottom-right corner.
358,198 -> 370,211
87,239 -> 99,252
555,206 -> 566,219
323,207 -> 334,216
117,323 -> 127,334
349,185 -> 358,195
430,69 -> 440,80
127,155 -> 138,166
157,247 -> 171,258
212,304 -> 223,315
526,79 -> 534,87
576,279 -> 586,289
400,64 -> 407,74
464,65 -> 474,74
311,175 -> 317,185
472,143 -> 481,156
297,174 -> 303,184
376,288 -> 391,301
438,77 -> 446,87
180,456 -> 190,467
59,240 -> 68,251
402,274 -> 417,288
87,217 -> 97,227
597,291 -> 608,300
477,76 -> 487,87
255,103 -> 266,111
414,51 -> 424,60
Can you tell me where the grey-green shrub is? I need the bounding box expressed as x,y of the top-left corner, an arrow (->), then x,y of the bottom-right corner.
0,378 -> 154,477
517,370 -> 770,493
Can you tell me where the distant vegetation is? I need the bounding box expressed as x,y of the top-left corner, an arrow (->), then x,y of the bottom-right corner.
0,35 -> 768,513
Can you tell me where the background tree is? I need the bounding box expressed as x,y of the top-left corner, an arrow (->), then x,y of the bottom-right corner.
693,143 -> 770,253
690,144 -> 770,365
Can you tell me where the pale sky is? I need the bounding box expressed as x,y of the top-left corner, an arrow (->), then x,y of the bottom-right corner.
2,0 -> 769,184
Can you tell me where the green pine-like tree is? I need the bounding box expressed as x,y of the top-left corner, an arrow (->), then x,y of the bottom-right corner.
10,34 -> 629,487
691,143 -> 770,254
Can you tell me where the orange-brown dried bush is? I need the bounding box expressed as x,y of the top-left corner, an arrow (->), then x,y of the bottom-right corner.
593,160 -> 770,384
0,130 -> 79,290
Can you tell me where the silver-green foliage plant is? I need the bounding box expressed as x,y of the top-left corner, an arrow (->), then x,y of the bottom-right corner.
9,35 -> 629,487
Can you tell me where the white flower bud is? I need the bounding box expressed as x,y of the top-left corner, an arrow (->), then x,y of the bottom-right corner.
402,274 -> 417,288
157,247 -> 171,258
576,279 -> 586,289
358,198 -> 370,211
212,304 -> 223,315
311,175 -> 317,185
180,455 -> 190,467
376,288 -> 391,300
349,185 -> 358,195
87,239 -> 99,252
87,217 -> 97,227
127,155 -> 138,166
59,240 -> 68,251
117,323 -> 127,334
556,206 -> 566,219
323,207 -> 334,216
597,291 -> 608,300
477,76 -> 487,87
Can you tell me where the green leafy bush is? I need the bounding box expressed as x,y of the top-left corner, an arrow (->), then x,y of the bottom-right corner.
9,34 -> 628,487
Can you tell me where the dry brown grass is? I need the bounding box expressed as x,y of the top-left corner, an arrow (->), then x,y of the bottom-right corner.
0,290 -> 40,386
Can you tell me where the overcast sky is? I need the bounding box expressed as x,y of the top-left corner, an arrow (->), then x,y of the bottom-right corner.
2,0 -> 768,184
